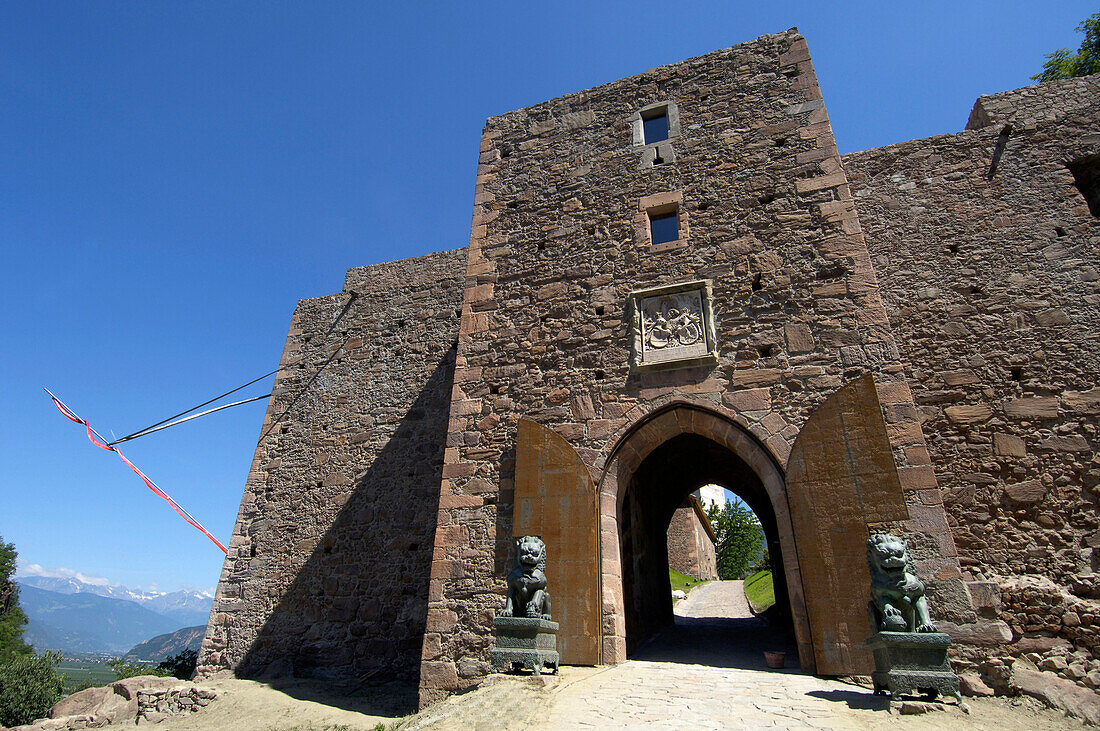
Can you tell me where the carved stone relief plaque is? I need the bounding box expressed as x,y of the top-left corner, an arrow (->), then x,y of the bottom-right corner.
630,280 -> 718,372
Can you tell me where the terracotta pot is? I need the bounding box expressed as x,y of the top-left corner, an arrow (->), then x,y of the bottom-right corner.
764,651 -> 785,669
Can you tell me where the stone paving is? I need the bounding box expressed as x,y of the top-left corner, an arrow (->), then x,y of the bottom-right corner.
409,581 -> 1084,730
538,580 -> 861,729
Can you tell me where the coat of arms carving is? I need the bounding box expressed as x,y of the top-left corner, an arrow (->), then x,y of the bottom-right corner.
630,280 -> 718,371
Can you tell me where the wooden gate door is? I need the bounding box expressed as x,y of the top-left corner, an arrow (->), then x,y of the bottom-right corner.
785,374 -> 910,675
513,419 -> 600,665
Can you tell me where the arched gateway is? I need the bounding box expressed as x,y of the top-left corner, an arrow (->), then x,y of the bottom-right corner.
512,376 -> 928,678
594,403 -> 812,669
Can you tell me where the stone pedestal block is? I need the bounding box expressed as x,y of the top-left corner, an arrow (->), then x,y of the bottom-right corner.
489,617 -> 559,676
867,631 -> 961,703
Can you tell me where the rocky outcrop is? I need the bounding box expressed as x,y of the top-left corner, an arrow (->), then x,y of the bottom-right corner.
1011,658 -> 1100,726
10,676 -> 218,730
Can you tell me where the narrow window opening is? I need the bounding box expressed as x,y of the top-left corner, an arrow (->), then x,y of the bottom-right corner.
595,305 -> 605,316
1010,366 -> 1024,382
1067,155 -> 1100,217
642,109 -> 669,144
751,273 -> 763,292
652,147 -> 665,165
649,209 -> 679,245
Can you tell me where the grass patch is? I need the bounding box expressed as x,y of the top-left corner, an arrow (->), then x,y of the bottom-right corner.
743,569 -> 775,614
669,568 -> 705,597
54,659 -> 118,695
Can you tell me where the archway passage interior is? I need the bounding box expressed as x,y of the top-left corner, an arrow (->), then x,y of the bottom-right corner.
620,433 -> 795,657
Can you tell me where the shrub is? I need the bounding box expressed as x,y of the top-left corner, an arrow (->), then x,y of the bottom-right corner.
0,651 -> 65,727
108,659 -> 170,680
157,649 -> 197,680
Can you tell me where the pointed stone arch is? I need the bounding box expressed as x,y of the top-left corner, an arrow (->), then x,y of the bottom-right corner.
595,402 -> 815,670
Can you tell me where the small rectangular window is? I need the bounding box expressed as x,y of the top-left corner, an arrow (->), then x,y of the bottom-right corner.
649,210 -> 679,245
642,110 -> 669,144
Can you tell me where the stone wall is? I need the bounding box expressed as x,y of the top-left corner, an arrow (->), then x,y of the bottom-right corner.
197,249 -> 465,683
966,75 -> 1100,131
422,29 -> 960,704
845,84 -> 1100,675
666,499 -> 718,581
195,28 -> 1100,708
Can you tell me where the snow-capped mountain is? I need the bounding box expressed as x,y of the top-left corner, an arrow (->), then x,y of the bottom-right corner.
17,575 -> 213,627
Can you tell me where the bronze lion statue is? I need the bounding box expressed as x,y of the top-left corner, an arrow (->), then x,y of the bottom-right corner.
867,534 -> 936,633
500,536 -> 552,621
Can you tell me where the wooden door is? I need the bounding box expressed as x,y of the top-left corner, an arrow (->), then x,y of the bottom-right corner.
786,374 -> 910,675
514,419 -> 601,665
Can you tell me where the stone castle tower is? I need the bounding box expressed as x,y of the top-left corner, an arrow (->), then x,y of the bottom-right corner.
197,29 -> 1100,708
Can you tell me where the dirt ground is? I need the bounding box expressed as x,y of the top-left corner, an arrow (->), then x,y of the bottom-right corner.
162,583 -> 1088,729
160,670 -> 1088,730
157,674 -> 417,730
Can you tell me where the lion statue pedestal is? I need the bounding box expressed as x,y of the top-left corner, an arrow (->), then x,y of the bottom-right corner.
490,616 -> 559,676
865,534 -> 961,704
490,536 -> 560,676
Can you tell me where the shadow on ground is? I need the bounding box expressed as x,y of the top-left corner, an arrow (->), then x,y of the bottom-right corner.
631,613 -> 800,672
262,677 -> 419,717
805,688 -> 889,711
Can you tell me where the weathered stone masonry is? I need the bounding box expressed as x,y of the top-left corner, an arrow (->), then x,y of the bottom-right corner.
666,497 -> 718,581
197,250 -> 466,681
199,28 -> 1099,708
845,74 -> 1100,677
420,29 -> 961,704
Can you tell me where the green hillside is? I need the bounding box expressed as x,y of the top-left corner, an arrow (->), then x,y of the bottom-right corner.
125,625 -> 205,662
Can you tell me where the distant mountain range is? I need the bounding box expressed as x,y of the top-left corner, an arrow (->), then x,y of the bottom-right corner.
15,576 -> 214,655
125,625 -> 205,662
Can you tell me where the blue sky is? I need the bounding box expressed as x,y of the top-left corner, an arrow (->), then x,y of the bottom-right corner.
2,1 -> 1094,593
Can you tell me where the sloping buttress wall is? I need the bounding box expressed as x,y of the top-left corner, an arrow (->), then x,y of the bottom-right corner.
198,249 -> 466,683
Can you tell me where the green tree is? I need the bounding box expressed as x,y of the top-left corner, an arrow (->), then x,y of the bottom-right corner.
156,648 -> 197,680
0,535 -> 32,664
108,659 -> 171,680
1033,13 -> 1100,81
0,651 -> 65,726
706,500 -> 765,580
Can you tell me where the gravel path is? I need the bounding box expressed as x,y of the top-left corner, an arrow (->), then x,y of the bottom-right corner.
675,578 -> 752,618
